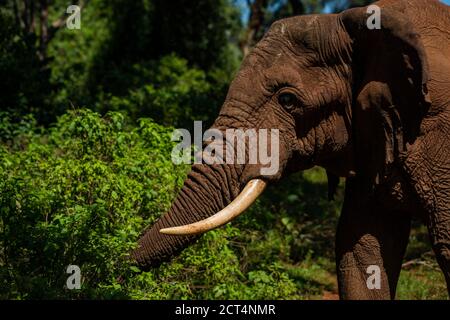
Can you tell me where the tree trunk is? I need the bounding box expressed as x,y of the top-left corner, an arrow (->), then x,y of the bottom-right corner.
240,0 -> 268,57
39,0 -> 49,61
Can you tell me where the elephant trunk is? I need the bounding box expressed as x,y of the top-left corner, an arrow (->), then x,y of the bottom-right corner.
131,163 -> 245,270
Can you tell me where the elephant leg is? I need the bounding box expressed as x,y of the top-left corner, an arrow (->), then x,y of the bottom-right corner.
403,135 -> 450,296
426,214 -> 450,296
335,181 -> 411,300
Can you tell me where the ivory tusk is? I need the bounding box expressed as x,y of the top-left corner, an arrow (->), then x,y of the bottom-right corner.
160,179 -> 267,235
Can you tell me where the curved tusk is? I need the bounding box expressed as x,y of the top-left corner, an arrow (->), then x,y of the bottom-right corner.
160,179 -> 267,236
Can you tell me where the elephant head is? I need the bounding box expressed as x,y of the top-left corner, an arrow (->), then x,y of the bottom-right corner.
132,1 -> 430,270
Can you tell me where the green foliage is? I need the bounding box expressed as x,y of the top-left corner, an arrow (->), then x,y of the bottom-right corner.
147,0 -> 242,70
397,266 -> 448,300
397,223 -> 449,300
95,55 -> 225,128
128,226 -> 299,300
0,110 -> 187,298
46,0 -> 241,125
1,0 -> 241,125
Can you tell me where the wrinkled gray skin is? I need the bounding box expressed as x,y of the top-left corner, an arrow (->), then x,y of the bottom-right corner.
132,0 -> 450,299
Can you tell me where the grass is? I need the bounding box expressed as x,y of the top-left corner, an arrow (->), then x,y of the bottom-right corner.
397,222 -> 448,300
397,265 -> 448,300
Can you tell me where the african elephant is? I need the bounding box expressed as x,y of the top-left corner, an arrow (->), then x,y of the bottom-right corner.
132,0 -> 450,300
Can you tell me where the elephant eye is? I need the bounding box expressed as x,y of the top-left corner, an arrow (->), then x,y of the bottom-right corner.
278,92 -> 297,109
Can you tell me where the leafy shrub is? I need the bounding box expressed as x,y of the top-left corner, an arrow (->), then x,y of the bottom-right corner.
0,109 -> 187,298
96,55 -> 222,128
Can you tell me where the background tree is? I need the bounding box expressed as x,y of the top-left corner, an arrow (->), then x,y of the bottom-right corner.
6,0 -> 88,61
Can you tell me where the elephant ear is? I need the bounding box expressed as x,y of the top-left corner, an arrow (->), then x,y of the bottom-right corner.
341,5 -> 431,190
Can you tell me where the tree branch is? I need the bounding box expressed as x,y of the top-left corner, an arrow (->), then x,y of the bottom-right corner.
240,0 -> 268,57
38,0 -> 48,61
12,0 -> 21,30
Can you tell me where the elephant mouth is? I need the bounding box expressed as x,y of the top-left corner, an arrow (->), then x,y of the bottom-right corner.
159,178 -> 267,235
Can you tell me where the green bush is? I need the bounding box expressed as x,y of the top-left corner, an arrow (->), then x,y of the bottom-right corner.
96,55 -> 223,128
0,109 -> 187,298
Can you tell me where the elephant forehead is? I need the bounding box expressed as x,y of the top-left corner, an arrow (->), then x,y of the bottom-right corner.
268,14 -> 335,45
242,14 -> 348,72
239,14 -> 336,72
269,13 -> 351,64
242,38 -> 288,69
269,14 -> 322,35
224,69 -> 268,106
237,42 -> 306,88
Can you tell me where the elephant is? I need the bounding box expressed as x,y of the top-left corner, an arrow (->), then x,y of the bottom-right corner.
132,0 -> 450,300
